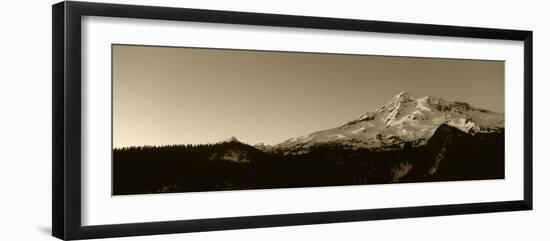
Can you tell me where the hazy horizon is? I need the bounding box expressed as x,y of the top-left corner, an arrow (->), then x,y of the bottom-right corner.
113,45 -> 504,148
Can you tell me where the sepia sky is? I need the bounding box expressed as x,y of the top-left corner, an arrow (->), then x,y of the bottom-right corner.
112,44 -> 504,147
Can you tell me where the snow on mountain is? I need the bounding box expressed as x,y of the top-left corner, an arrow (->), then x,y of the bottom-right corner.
220,136 -> 241,143
273,91 -> 504,152
253,142 -> 273,152
209,149 -> 251,163
211,136 -> 251,163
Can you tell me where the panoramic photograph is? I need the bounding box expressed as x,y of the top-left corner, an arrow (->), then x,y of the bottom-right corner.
112,44 -> 505,195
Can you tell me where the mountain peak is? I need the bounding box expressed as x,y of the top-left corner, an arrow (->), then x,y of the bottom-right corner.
395,91 -> 413,98
221,136 -> 241,143
392,91 -> 431,102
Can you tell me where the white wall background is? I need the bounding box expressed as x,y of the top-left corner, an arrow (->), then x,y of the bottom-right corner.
0,0 -> 547,240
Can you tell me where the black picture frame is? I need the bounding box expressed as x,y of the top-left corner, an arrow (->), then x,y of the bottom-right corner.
52,1 -> 533,240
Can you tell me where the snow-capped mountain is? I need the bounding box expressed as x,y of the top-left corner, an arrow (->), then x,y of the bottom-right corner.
273,91 -> 504,152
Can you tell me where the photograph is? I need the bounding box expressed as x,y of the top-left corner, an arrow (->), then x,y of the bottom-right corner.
112,44 -> 505,195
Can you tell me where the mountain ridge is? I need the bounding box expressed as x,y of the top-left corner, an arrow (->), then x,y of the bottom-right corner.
270,91 -> 504,153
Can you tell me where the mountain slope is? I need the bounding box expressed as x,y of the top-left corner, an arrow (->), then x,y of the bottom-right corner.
395,123 -> 505,183
209,137 -> 256,163
273,91 -> 504,153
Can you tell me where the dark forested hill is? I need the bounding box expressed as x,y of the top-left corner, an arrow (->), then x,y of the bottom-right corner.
113,124 -> 504,195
